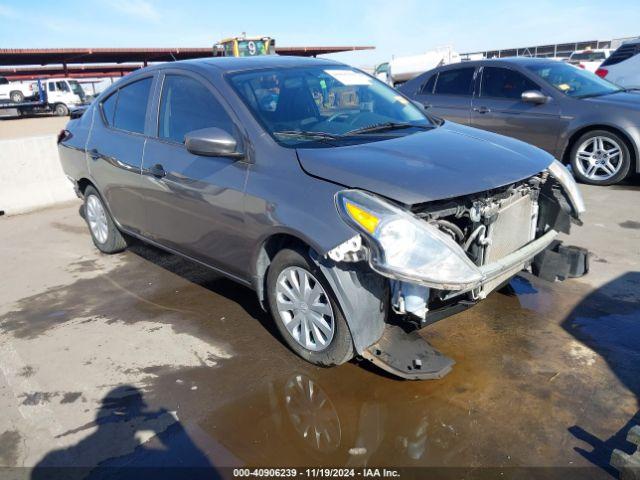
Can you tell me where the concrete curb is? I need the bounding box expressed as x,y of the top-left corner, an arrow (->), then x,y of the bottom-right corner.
0,135 -> 76,216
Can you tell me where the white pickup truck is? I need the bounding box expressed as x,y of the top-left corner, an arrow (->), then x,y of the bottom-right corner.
0,77 -> 36,103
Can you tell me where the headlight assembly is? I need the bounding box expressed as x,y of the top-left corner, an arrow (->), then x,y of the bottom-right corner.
548,160 -> 586,218
335,190 -> 483,290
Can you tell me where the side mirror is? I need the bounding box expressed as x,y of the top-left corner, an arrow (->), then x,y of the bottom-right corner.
411,100 -> 429,110
185,127 -> 244,158
521,90 -> 549,105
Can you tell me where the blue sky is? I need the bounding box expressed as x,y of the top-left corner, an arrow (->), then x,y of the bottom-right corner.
0,0 -> 638,66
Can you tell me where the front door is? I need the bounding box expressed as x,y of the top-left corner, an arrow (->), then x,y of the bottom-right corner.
141,71 -> 251,280
470,66 -> 565,154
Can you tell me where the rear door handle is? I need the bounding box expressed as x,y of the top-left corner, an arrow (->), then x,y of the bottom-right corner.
88,148 -> 100,160
473,106 -> 491,114
149,163 -> 166,178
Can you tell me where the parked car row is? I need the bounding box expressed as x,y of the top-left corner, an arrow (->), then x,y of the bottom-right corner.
399,57 -> 640,185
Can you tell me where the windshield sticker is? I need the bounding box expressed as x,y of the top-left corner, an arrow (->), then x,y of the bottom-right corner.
324,70 -> 371,86
394,95 -> 409,105
557,83 -> 571,92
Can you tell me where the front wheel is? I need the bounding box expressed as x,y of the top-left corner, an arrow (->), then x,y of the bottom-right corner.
53,103 -> 69,117
570,130 -> 631,185
83,186 -> 127,254
266,248 -> 354,367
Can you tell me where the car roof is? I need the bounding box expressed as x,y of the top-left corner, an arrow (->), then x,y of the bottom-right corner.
174,55 -> 344,73
431,57 -> 563,71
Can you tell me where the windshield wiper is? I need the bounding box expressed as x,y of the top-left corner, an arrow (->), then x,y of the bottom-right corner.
274,130 -> 342,140
345,122 -> 433,135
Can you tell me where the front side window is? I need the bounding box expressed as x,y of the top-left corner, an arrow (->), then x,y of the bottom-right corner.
112,77 -> 152,134
229,66 -> 431,147
433,68 -> 475,96
480,67 -> 539,99
48,82 -> 55,92
55,81 -> 70,92
525,62 -> 622,98
158,75 -> 234,144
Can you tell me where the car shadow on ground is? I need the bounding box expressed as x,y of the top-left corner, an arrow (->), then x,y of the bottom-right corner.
31,385 -> 220,480
561,272 -> 640,478
124,237 -> 281,338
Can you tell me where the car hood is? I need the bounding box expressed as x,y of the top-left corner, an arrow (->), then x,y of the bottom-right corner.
583,91 -> 640,109
296,122 -> 554,205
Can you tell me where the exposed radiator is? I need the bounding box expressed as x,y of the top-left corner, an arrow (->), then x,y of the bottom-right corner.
482,192 -> 538,294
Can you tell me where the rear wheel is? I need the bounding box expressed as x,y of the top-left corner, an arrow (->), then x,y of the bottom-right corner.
570,130 -> 631,185
83,186 -> 127,254
53,103 -> 69,117
10,91 -> 24,103
266,248 -> 354,367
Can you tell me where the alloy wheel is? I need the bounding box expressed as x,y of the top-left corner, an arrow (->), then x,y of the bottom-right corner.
575,135 -> 624,181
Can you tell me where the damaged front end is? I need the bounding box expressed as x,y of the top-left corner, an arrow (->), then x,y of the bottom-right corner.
324,160 -> 588,379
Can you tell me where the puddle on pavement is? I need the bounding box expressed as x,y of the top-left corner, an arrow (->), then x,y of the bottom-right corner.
2,240 -> 639,472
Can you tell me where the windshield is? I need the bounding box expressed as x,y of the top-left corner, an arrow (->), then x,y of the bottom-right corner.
228,66 -> 432,146
570,52 -> 606,61
526,62 -> 622,98
68,80 -> 85,97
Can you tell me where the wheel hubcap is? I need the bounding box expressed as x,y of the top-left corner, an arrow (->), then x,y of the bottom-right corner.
275,266 -> 335,352
86,195 -> 109,244
575,135 -> 623,181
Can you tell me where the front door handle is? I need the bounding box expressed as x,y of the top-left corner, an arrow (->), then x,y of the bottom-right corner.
149,163 -> 166,178
473,106 -> 491,114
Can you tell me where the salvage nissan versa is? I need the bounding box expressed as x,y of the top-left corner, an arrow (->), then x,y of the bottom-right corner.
58,56 -> 588,379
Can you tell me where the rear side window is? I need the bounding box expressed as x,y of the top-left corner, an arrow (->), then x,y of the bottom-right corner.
112,78 -> 152,134
480,67 -> 539,99
434,68 -> 475,96
419,74 -> 437,94
158,74 -> 234,144
601,42 -> 640,67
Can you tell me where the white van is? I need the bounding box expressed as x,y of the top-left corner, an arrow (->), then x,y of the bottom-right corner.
596,39 -> 640,89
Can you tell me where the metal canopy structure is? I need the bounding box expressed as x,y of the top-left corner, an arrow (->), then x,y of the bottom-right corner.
0,45 -> 374,80
461,36 -> 638,60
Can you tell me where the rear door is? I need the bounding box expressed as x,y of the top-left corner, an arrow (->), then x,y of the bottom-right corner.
420,66 -> 476,125
470,66 -> 563,154
141,70 -> 251,279
86,75 -> 156,235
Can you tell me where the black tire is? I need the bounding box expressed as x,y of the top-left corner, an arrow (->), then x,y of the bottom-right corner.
54,103 -> 69,117
10,91 -> 24,103
266,248 -> 354,367
83,186 -> 127,254
570,129 -> 632,186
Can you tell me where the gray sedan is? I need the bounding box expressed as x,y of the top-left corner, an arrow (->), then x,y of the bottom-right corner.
399,57 -> 640,185
59,56 -> 586,379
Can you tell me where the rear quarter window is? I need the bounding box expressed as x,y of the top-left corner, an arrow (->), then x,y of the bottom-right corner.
419,74 -> 437,94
